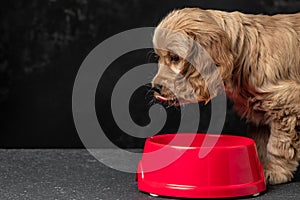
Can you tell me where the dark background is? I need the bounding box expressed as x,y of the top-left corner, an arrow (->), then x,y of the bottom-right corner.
0,0 -> 299,148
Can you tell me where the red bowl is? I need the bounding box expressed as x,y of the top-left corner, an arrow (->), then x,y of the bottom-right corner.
136,133 -> 266,198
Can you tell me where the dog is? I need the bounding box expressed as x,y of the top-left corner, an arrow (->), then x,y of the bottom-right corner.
151,7 -> 300,185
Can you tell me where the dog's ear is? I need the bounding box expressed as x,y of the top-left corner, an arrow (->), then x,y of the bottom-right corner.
186,28 -> 234,81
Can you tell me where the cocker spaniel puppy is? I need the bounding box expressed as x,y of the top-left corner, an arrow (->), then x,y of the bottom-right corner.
152,8 -> 300,185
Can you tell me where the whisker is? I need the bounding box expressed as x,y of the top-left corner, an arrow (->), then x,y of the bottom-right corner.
146,49 -> 155,62
144,85 -> 154,98
147,99 -> 155,106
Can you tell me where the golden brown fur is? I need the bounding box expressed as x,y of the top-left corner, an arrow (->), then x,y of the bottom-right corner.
152,8 -> 300,184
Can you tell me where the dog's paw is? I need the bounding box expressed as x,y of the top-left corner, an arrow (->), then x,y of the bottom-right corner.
264,168 -> 292,185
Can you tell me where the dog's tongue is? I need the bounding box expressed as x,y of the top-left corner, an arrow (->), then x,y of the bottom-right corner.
156,95 -> 169,102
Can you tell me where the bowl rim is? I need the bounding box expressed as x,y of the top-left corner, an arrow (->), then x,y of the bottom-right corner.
147,133 -> 255,149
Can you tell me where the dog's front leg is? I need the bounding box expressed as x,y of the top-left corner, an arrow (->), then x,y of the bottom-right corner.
264,114 -> 299,184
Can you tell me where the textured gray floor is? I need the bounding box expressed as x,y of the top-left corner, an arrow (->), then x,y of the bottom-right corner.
0,149 -> 299,200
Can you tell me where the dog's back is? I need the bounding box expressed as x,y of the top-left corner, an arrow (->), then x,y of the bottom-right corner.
269,12 -> 300,43
219,10 -> 300,85
275,12 -> 300,35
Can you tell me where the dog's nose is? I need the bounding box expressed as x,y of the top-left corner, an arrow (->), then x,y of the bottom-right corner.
152,84 -> 163,93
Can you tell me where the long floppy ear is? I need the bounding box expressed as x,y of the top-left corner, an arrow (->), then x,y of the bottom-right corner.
187,28 -> 234,81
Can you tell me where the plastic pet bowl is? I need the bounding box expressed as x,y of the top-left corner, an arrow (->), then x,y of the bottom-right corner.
136,133 -> 266,198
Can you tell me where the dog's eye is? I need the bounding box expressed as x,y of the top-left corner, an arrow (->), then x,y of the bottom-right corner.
170,55 -> 180,62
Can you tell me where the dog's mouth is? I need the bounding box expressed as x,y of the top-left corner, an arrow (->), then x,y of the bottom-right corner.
154,93 -> 190,106
154,92 -> 211,106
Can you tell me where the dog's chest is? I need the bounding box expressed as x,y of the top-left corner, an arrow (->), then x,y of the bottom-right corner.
226,89 -> 268,125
